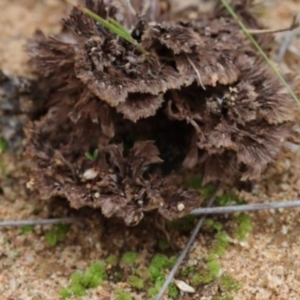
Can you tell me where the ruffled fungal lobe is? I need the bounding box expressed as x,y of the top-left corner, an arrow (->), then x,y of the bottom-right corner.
26,0 -> 298,224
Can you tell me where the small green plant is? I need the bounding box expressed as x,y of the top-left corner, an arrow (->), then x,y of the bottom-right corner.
60,288 -> 73,299
191,259 -> 221,285
168,282 -> 179,299
0,138 -> 8,154
185,177 -> 215,200
180,265 -> 196,277
212,221 -> 223,232
150,254 -> 176,270
214,297 -> 234,300
148,264 -> 164,282
80,262 -> 106,288
20,225 -> 34,234
106,254 -> 118,266
147,254 -> 177,299
218,273 -> 242,293
234,213 -> 253,241
121,252 -> 138,265
147,277 -> 165,299
212,231 -> 230,257
61,261 -> 106,299
191,273 -> 202,286
207,260 -> 221,278
45,224 -> 70,247
216,192 -> 244,206
78,6 -> 149,55
128,275 -> 144,290
115,290 -> 133,300
85,149 -> 99,161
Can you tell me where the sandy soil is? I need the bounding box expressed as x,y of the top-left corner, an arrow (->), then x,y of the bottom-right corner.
1,1 -> 300,300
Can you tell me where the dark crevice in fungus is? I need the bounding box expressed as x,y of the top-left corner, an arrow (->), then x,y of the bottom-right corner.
25,0 -> 299,225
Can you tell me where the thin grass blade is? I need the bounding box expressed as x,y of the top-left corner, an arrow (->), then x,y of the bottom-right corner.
219,0 -> 300,107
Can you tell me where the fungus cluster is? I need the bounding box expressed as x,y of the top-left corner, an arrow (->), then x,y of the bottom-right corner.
26,0 -> 298,225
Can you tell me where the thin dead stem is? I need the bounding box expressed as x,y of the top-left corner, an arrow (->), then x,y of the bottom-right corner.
276,30 -> 296,63
0,218 -> 77,228
190,200 -> 300,215
248,15 -> 299,34
125,0 -> 136,16
219,0 -> 300,107
155,188 -> 218,300
186,55 -> 206,90
2,199 -> 300,228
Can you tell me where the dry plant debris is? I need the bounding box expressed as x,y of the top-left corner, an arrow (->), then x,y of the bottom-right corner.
25,0 -> 299,225
0,71 -> 34,153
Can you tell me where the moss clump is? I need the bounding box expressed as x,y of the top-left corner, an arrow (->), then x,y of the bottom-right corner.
115,290 -> 133,300
45,224 -> 70,247
212,231 -> 230,257
234,213 -> 253,240
106,254 -> 118,266
207,260 -> 221,278
186,177 -> 215,200
128,275 -> 144,290
180,265 -> 196,277
60,261 -> 106,299
168,282 -> 179,298
60,288 -> 73,299
147,254 -> 177,299
218,273 -> 242,293
150,254 -> 176,270
148,264 -> 164,282
147,277 -> 165,299
191,273 -> 202,286
121,252 -> 138,265
80,262 -> 106,288
215,192 -> 244,206
20,225 -> 34,234
203,218 -> 215,229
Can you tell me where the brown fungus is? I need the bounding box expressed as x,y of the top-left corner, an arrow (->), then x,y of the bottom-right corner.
26,0 -> 298,224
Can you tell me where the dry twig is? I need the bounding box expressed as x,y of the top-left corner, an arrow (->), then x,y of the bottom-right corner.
248,15 -> 299,34
276,30 -> 296,63
155,188 -> 218,300
190,200 -> 300,215
0,218 -> 77,228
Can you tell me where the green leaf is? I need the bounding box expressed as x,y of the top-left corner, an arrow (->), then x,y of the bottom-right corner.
81,7 -> 149,55
85,148 -> 98,161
